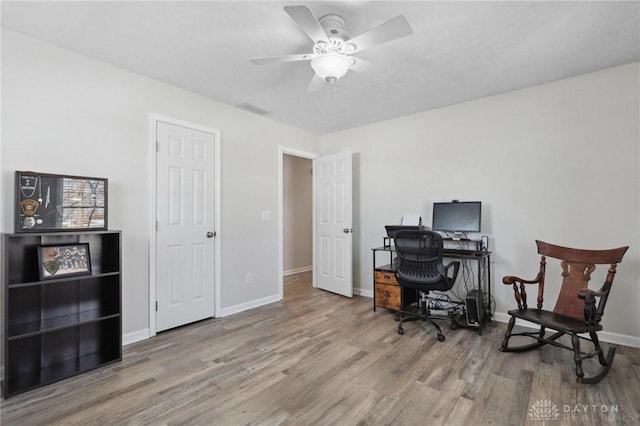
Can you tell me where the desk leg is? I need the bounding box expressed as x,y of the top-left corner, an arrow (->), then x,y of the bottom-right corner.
487,254 -> 492,315
477,257 -> 484,335
372,250 -> 376,312
477,254 -> 492,335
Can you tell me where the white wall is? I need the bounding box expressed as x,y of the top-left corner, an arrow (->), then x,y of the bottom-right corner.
3,30 -> 639,346
1,30 -> 321,338
283,155 -> 312,274
321,63 -> 640,345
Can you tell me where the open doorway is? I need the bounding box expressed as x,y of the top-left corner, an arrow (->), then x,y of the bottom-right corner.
283,154 -> 313,298
279,148 -> 318,300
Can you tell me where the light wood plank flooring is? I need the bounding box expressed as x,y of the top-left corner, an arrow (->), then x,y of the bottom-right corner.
2,272 -> 639,425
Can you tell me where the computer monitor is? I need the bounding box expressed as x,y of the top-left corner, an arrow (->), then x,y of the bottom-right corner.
432,201 -> 482,235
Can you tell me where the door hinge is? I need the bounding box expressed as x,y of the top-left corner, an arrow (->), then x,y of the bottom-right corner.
155,301 -> 158,312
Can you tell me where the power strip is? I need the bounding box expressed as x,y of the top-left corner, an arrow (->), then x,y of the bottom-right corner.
430,309 -> 449,317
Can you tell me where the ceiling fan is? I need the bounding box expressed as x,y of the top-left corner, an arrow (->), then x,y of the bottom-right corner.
250,5 -> 413,92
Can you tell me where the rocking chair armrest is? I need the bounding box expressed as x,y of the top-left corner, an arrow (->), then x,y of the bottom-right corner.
504,272 -> 543,310
502,275 -> 541,285
578,287 -> 605,300
578,286 -> 608,327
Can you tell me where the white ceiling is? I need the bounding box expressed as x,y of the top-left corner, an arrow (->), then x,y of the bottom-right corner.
2,1 -> 639,135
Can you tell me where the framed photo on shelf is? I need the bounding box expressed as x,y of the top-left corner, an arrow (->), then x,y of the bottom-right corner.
37,243 -> 92,280
15,171 -> 108,233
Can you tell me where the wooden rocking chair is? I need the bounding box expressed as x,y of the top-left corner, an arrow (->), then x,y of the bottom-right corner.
500,240 -> 628,384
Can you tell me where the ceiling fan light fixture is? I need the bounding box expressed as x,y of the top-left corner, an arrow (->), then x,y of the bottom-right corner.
310,54 -> 352,84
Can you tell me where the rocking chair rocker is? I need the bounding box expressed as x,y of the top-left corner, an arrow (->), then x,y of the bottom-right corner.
500,240 -> 628,384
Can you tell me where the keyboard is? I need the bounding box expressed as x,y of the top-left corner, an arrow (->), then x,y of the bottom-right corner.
443,249 -> 479,256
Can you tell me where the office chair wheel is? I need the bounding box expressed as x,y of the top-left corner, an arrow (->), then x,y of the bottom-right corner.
437,333 -> 446,342
397,326 -> 405,335
450,322 -> 458,330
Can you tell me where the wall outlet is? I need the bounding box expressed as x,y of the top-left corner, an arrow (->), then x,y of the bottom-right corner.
262,210 -> 271,221
246,273 -> 253,284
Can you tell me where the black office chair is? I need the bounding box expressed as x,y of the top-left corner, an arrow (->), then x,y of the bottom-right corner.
394,230 -> 460,341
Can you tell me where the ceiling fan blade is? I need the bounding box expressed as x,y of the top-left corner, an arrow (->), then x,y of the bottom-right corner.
283,5 -> 329,45
350,57 -> 386,81
306,74 -> 326,93
350,57 -> 375,75
250,54 -> 311,66
345,15 -> 413,53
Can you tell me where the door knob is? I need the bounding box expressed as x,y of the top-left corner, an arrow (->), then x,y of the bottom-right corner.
343,228 -> 353,233
207,231 -> 215,238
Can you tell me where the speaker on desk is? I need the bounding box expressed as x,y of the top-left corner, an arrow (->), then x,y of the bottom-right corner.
466,289 -> 484,326
481,235 -> 489,251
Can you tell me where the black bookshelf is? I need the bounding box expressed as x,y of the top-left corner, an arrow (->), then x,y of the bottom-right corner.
2,231 -> 121,398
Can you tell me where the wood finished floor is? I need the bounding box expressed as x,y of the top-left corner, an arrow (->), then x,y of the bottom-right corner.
2,271 -> 639,425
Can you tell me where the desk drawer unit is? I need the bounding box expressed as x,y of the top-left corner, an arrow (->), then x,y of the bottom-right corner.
374,270 -> 401,310
375,270 -> 397,284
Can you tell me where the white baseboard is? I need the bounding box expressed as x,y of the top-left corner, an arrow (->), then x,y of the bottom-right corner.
354,287 -> 373,298
122,328 -> 150,346
284,266 -> 312,276
492,312 -> 640,348
219,294 -> 282,317
119,306 -> 639,350
120,295 -> 284,346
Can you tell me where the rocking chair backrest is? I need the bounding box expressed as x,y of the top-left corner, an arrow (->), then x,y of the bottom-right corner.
535,240 -> 628,320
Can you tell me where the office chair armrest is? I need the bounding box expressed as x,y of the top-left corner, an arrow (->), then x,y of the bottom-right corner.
444,261 -> 460,282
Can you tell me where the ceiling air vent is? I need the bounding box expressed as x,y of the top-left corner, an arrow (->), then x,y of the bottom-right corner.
236,102 -> 270,116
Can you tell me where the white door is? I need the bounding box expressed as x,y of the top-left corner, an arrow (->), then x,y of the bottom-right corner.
314,151 -> 353,297
156,121 -> 216,332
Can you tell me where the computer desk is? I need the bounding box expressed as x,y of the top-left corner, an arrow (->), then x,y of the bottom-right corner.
372,245 -> 492,334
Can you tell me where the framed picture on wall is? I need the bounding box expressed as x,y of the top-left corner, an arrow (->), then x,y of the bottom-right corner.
15,171 -> 108,233
37,243 -> 92,280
